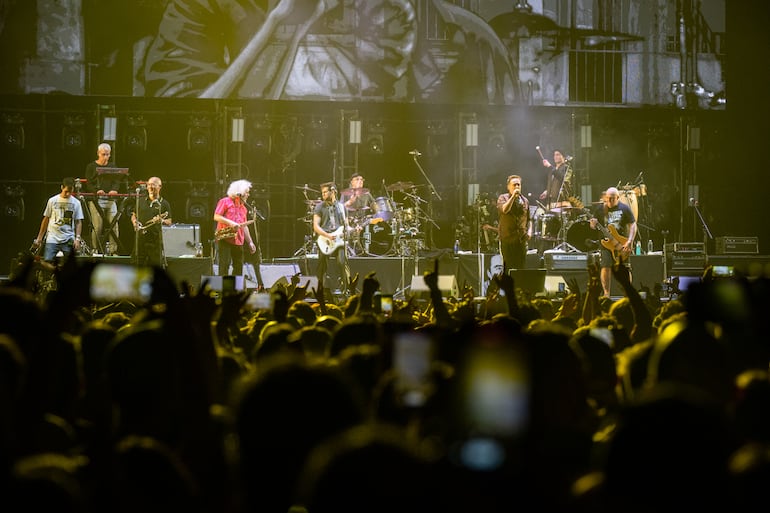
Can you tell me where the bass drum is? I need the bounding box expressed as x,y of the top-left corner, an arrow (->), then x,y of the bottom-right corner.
567,221 -> 603,253
365,220 -> 393,256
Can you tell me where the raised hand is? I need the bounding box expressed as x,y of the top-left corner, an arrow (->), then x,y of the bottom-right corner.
566,276 -> 581,299
611,260 -> 632,288
349,272 -> 360,294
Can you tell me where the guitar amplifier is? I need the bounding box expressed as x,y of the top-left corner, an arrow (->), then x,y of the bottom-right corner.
669,253 -> 707,271
544,251 -> 589,270
162,224 -> 201,257
715,236 -> 759,254
668,242 -> 706,253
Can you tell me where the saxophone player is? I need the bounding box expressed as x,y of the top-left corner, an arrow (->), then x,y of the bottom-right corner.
214,179 -> 256,277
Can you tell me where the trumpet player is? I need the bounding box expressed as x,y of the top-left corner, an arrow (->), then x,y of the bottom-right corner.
131,176 -> 172,266
214,179 -> 256,278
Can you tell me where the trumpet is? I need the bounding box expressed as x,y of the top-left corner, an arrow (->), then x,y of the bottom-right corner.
136,212 -> 168,233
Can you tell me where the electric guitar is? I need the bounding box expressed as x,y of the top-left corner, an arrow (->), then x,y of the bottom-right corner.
316,226 -> 346,255
215,219 -> 256,240
594,219 -> 629,262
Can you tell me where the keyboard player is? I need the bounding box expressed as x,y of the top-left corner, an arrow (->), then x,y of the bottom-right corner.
85,142 -> 129,253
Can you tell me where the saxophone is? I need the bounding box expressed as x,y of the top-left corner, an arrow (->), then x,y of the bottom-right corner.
215,219 -> 256,241
215,225 -> 239,241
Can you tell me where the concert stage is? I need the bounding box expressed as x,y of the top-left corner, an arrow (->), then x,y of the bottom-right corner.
262,252 -> 770,297
69,252 -> 770,299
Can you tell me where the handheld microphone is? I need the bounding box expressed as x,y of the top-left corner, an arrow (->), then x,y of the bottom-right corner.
408,149 -> 421,156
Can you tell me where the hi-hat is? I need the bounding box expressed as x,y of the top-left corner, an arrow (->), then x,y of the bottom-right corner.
295,185 -> 319,193
341,187 -> 369,196
347,206 -> 371,213
386,181 -> 415,192
304,199 -> 322,206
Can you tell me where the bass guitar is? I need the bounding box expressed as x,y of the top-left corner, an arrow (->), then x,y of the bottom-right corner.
215,219 -> 256,241
316,226 -> 346,255
593,219 -> 629,262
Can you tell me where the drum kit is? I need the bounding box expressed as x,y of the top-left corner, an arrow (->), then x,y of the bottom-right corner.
533,201 -> 600,253
294,181 -> 432,257
532,179 -> 648,253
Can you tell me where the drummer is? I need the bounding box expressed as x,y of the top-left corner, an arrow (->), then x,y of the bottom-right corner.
341,172 -> 378,219
539,149 -> 573,210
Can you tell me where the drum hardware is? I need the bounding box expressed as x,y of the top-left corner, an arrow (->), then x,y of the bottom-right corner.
295,184 -> 320,194
385,181 -> 415,192
292,188 -> 325,258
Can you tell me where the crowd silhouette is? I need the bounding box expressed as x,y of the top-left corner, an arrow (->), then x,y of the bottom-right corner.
2,253 -> 769,512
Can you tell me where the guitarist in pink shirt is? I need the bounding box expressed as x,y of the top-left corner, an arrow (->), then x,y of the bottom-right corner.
313,182 -> 352,295
589,187 -> 637,298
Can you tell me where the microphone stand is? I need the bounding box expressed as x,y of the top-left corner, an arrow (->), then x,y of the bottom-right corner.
133,186 -> 141,265
690,199 -> 713,244
243,198 -> 265,289
156,199 -> 167,269
410,153 -> 441,249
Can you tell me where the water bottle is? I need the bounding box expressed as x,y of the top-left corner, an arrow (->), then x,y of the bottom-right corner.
454,239 -> 460,254
634,240 -> 642,255
104,241 -> 111,256
647,239 -> 654,254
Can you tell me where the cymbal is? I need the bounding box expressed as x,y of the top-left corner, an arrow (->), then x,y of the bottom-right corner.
341,187 -> 369,196
304,199 -> 321,206
295,184 -> 319,193
347,206 -> 371,213
386,181 -> 414,192
550,206 -> 579,213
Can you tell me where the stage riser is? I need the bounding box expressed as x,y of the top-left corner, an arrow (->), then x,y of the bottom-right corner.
70,254 -> 770,297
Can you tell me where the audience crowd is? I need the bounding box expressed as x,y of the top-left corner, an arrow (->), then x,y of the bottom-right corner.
1,253 -> 770,512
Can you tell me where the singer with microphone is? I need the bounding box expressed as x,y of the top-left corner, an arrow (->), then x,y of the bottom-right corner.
497,174 -> 532,274
214,179 -> 257,279
130,176 -> 172,266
